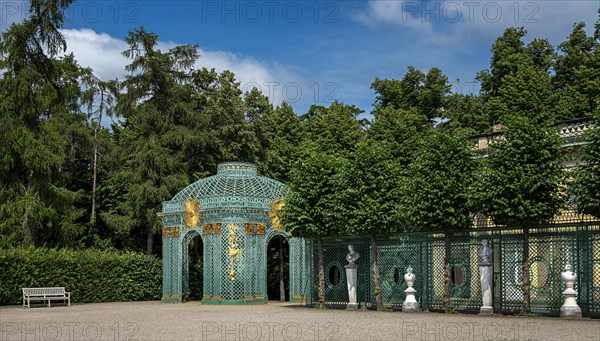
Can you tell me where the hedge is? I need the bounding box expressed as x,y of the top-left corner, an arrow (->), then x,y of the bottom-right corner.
0,248 -> 162,305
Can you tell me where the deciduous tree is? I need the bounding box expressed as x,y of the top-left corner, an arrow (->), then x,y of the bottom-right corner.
402,131 -> 479,312
279,152 -> 345,308
478,114 -> 565,314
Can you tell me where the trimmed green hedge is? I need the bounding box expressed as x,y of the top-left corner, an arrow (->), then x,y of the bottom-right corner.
0,248 -> 162,305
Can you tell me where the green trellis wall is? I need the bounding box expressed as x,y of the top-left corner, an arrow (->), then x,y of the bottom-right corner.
310,216 -> 600,317
158,162 -> 312,304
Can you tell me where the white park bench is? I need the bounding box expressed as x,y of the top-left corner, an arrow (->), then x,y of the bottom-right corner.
22,287 -> 70,307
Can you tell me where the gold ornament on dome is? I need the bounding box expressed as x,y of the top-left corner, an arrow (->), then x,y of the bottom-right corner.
183,200 -> 201,227
268,199 -> 284,230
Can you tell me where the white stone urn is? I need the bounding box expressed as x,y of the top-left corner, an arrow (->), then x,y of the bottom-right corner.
402,266 -> 420,312
560,263 -> 582,318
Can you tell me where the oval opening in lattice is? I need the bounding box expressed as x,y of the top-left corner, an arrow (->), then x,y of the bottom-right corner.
394,268 -> 401,284
328,265 -> 341,286
451,265 -> 463,286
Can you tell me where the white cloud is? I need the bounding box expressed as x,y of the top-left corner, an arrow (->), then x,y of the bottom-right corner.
61,29 -> 127,81
353,1 -> 436,34
353,0 -> 599,45
60,28 -> 302,106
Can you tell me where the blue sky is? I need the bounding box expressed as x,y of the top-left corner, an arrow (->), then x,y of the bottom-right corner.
2,0 -> 599,115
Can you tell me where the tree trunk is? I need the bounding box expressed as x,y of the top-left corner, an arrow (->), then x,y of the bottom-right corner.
90,91 -> 104,224
522,227 -> 531,314
371,234 -> 383,311
279,236 -> 285,302
90,124 -> 98,223
317,236 -> 325,309
444,233 -> 451,312
21,216 -> 32,246
147,229 -> 154,255
22,170 -> 35,246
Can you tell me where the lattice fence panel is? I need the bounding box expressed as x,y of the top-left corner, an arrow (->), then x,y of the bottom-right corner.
311,225 -> 600,316
427,238 -> 446,310
203,233 -> 213,298
211,233 -> 222,299
449,237 -> 482,312
182,240 -> 190,295
310,238 -> 370,307
593,231 -> 600,317
290,238 -> 313,303
377,237 -> 426,309
580,225 -> 600,317
498,237 -> 523,313
529,233 -> 576,314
426,236 -> 483,312
320,242 -> 349,306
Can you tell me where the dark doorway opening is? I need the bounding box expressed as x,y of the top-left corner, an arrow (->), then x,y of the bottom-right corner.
267,235 -> 289,301
188,235 -> 203,301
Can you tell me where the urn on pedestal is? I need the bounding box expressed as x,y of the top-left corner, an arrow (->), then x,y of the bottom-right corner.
560,263 -> 582,319
402,266 -> 420,312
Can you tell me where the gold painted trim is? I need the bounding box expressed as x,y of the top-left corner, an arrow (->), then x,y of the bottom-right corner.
162,227 -> 180,238
202,223 -> 222,235
183,200 -> 201,227
217,164 -> 257,172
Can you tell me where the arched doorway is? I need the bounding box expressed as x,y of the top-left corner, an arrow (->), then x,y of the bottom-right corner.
266,235 -> 289,301
182,230 -> 204,301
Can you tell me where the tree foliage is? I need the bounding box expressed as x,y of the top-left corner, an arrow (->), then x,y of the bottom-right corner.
403,131 -> 478,232
279,152 -> 345,308
479,115 -> 565,228
0,2 -> 597,271
337,142 -> 404,310
402,130 -> 479,312
572,110 -> 600,218
279,152 -> 344,240
554,20 -> 600,119
301,102 -> 363,156
0,0 -> 90,248
478,114 -> 565,314
371,66 -> 451,122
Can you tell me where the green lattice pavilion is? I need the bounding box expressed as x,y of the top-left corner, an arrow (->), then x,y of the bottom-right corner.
159,162 -> 312,304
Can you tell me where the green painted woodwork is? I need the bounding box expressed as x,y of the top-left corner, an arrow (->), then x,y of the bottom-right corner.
311,218 -> 600,317
159,162 -> 311,304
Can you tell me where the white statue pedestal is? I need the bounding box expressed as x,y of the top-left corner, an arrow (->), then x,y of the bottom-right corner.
560,263 -> 582,319
478,240 -> 494,315
402,266 -> 420,312
345,264 -> 358,310
479,265 -> 493,315
402,287 -> 420,312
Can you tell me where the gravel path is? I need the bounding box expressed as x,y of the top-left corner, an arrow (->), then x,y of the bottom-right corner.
1,301 -> 598,340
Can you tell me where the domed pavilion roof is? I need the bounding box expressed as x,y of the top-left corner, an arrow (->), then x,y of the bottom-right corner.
164,162 -> 290,213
